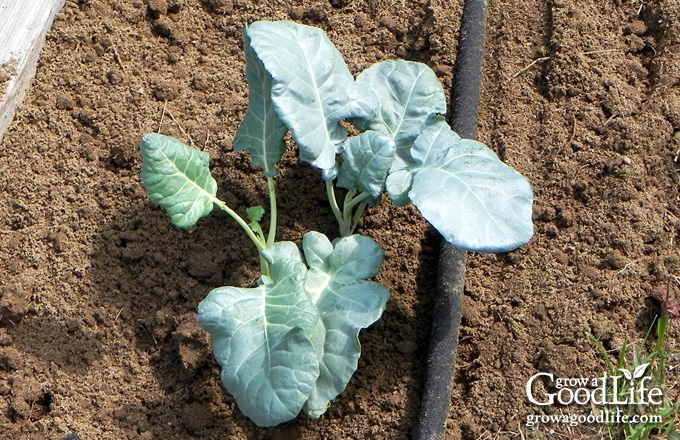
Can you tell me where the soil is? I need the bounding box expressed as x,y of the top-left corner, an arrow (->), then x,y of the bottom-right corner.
0,0 -> 679,439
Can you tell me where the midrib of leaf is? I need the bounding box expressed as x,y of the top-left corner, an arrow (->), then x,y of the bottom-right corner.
251,56 -> 278,176
383,66 -> 428,140
257,33 -> 332,141
426,167 -> 506,233
229,288 -> 273,387
326,283 -> 367,311
414,124 -> 447,167
260,284 -> 272,381
260,269 -> 309,385
158,147 -> 219,206
356,139 -> 391,186
298,37 -> 331,145
307,271 -> 331,304
255,91 -> 274,176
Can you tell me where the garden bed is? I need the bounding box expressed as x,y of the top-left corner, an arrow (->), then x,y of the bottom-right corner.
0,0 -> 679,439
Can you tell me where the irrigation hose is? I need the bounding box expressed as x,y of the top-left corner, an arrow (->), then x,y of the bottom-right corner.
416,0 -> 488,438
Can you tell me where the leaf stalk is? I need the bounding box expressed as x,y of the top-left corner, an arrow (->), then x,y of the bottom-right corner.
213,198 -> 267,253
326,182 -> 370,237
266,176 -> 278,248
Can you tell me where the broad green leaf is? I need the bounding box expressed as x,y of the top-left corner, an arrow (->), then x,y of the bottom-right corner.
233,32 -> 287,177
301,232 -> 389,418
353,60 -> 447,171
406,122 -> 534,252
337,130 -> 396,199
409,119 -> 461,167
261,240 -> 303,265
245,21 -> 373,171
301,230 -> 333,269
197,242 -> 320,427
140,133 -> 217,229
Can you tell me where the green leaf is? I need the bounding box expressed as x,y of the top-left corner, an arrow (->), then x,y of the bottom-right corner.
665,429 -> 680,440
337,130 -> 396,199
353,60 -> 447,171
301,232 -> 389,418
301,230 -> 333,270
233,31 -> 288,177
406,122 -> 534,252
246,205 -> 265,224
262,240 -> 304,264
245,21 -> 373,171
197,242 -> 321,427
385,169 -> 413,207
140,133 -> 218,229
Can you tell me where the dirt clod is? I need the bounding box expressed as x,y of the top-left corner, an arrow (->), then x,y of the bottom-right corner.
172,316 -> 209,372
152,81 -> 179,101
55,95 -> 74,110
106,69 -> 123,84
0,286 -> 29,326
0,347 -> 24,371
191,74 -> 210,91
603,249 -> 628,270
201,0 -> 232,14
185,244 -> 223,283
623,20 -> 647,36
152,17 -> 174,38
147,0 -> 168,17
167,0 -> 183,13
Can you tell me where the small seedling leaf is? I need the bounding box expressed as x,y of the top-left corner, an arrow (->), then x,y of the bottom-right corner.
246,206 -> 265,224
353,60 -> 447,171
197,243 -> 320,427
140,134 -> 218,229
233,32 -> 288,177
337,130 -> 396,198
301,232 -> 389,418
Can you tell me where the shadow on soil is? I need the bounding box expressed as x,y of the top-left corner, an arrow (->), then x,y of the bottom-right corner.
88,157 -> 440,438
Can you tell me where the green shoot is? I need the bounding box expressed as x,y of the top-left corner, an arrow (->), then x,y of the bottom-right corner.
326,182 -> 370,237
587,316 -> 679,440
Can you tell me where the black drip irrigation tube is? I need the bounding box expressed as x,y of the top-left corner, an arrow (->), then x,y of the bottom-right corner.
416,0 -> 488,439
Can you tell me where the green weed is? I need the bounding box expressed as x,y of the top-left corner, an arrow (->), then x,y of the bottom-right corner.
587,316 -> 679,440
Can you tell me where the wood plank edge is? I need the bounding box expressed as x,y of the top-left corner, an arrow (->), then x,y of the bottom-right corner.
0,0 -> 67,146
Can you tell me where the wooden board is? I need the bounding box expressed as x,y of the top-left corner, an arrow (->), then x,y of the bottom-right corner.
0,0 -> 66,145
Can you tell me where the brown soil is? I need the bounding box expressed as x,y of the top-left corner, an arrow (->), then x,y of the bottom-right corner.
1,0 -> 679,439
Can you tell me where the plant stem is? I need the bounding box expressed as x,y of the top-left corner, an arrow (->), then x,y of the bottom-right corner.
342,190 -> 357,219
211,177 -> 279,277
326,183 -> 372,237
350,201 -> 367,233
259,255 -> 270,278
656,316 -> 669,386
213,198 -> 266,252
266,176 -> 277,248
250,221 -> 266,243
326,181 -> 345,229
342,191 -> 370,236
344,191 -> 370,216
